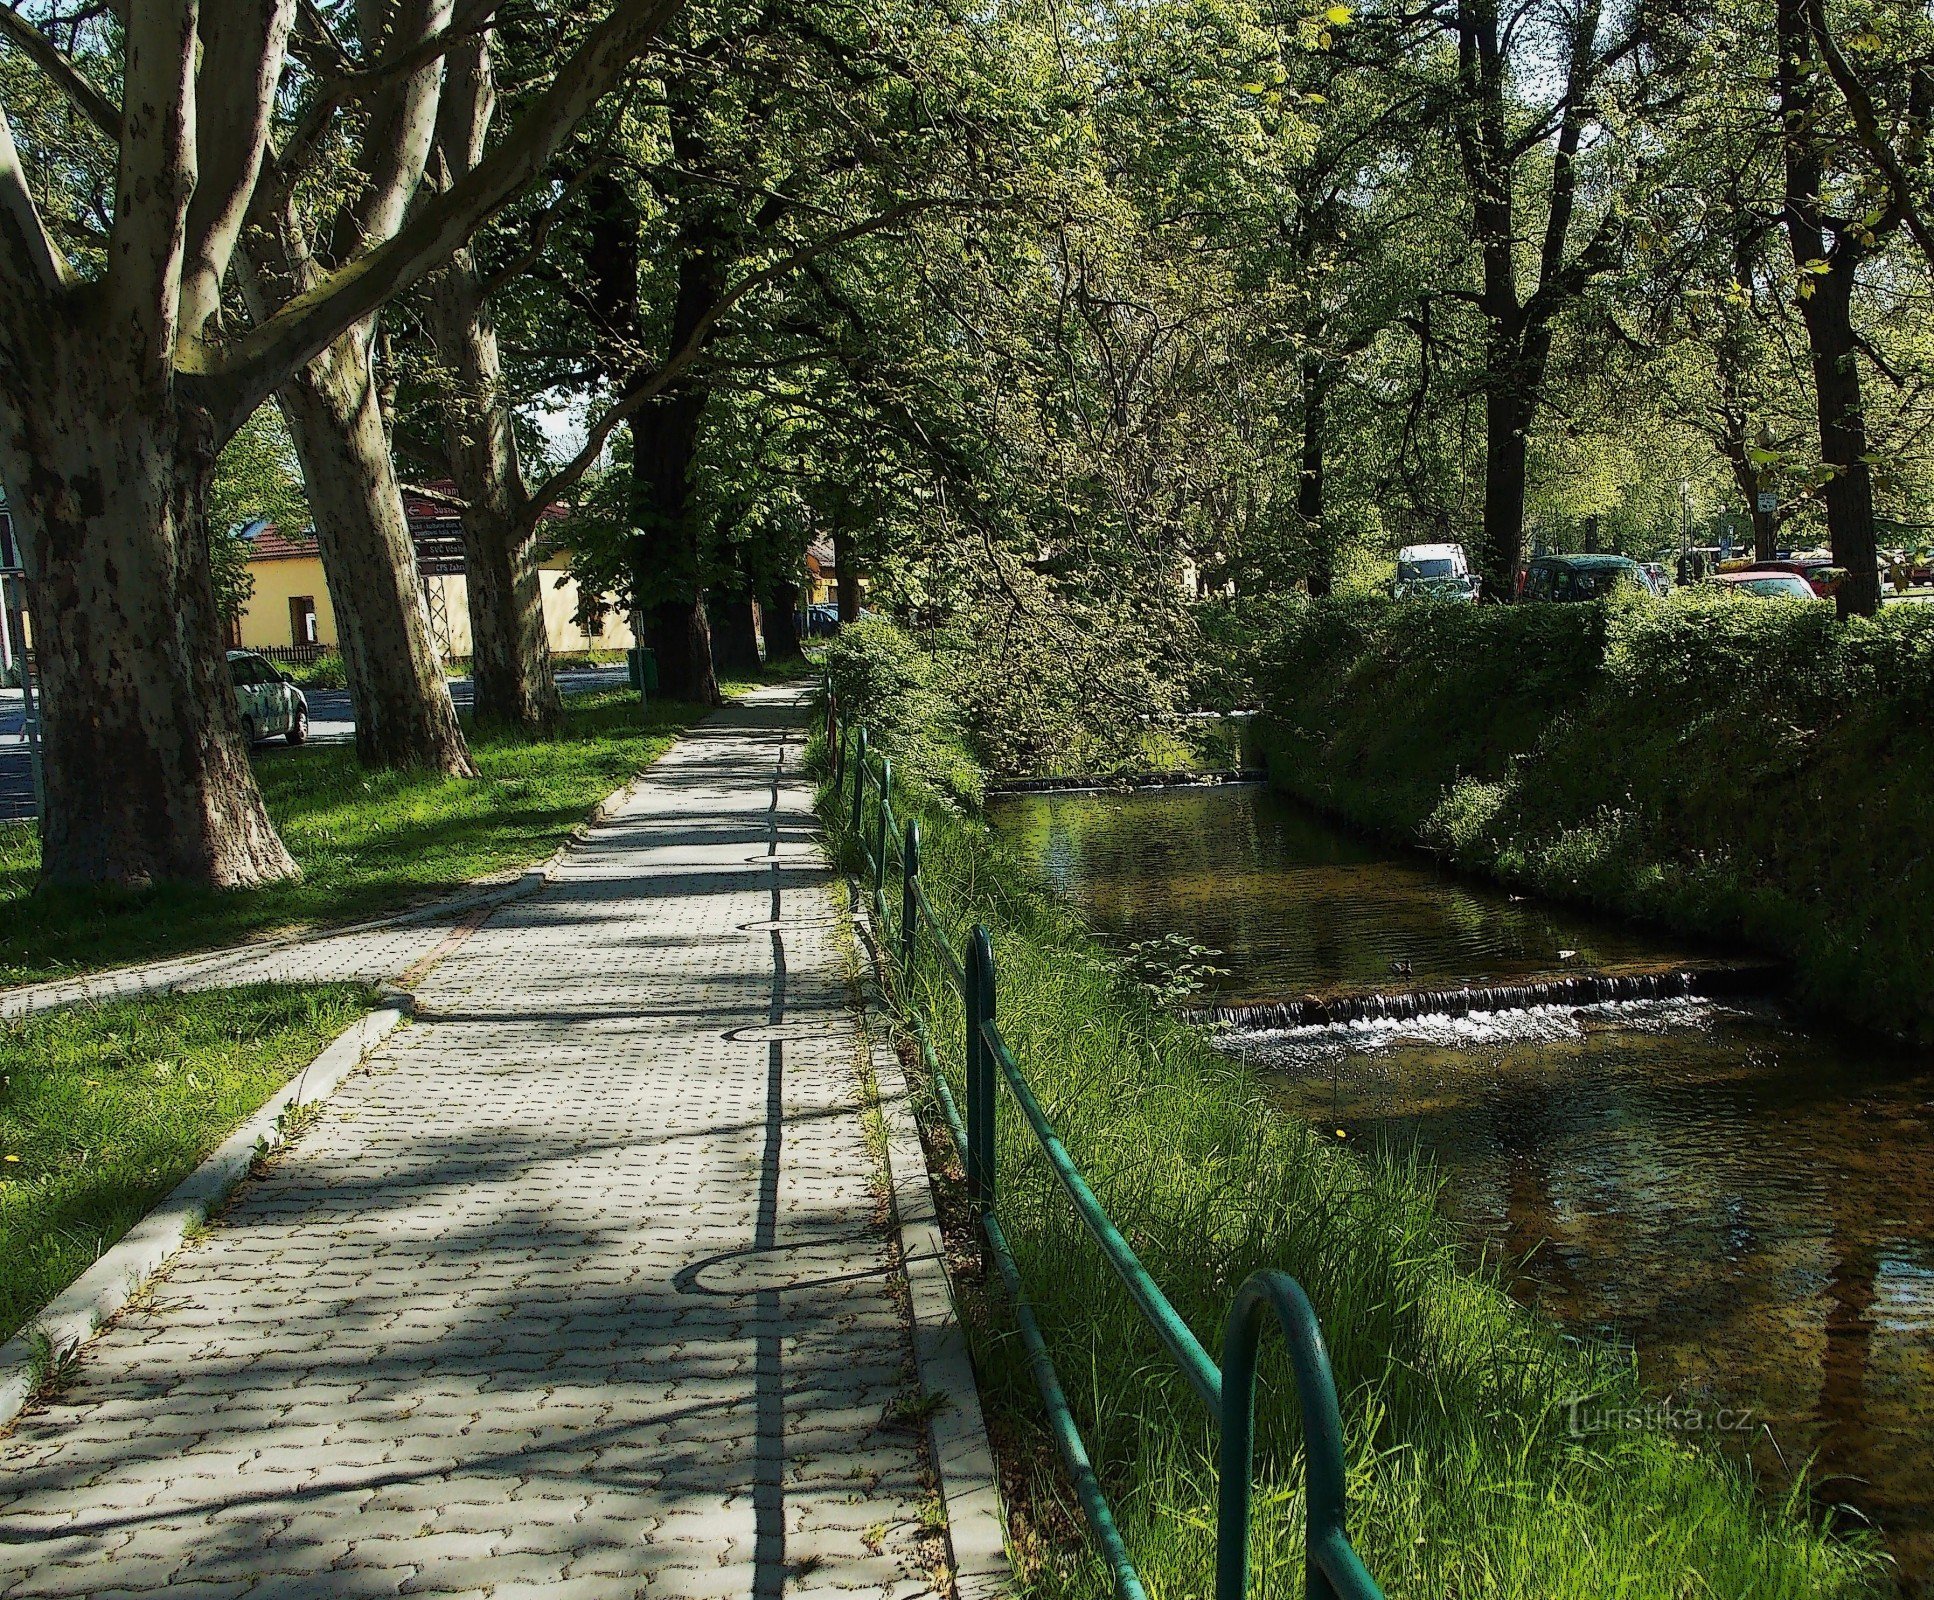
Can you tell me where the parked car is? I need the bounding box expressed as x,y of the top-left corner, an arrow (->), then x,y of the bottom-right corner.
1393,542 -> 1475,600
1518,553 -> 1646,602
799,602 -> 843,637
227,650 -> 309,744
1731,558 -> 1846,597
1711,571 -> 1820,601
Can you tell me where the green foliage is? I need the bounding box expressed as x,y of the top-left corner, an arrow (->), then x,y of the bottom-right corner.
817,677 -> 1878,1600
825,611 -> 1232,785
277,653 -> 348,691
1254,593 -> 1934,1037
823,618 -> 983,807
0,985 -> 372,1341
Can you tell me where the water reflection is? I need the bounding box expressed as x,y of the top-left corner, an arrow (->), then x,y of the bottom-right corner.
989,785 -> 1705,1002
991,785 -> 1934,1593
1233,1006 -> 1934,1594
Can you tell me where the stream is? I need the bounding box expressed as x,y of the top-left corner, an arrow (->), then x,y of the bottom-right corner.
990,782 -> 1934,1595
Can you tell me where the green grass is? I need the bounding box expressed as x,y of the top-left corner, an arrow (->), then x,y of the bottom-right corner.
821,624 -> 1881,1600
0,984 -> 373,1341
0,686 -> 736,986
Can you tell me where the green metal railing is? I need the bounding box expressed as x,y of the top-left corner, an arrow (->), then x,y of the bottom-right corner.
821,682 -> 1385,1600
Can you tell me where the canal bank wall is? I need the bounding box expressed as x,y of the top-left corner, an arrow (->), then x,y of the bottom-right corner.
1252,593 -> 1934,1042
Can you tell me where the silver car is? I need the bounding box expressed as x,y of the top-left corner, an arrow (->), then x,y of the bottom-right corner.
227,650 -> 309,745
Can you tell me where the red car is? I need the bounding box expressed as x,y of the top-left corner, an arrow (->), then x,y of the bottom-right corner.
1713,571 -> 1820,600
1733,559 -> 1845,597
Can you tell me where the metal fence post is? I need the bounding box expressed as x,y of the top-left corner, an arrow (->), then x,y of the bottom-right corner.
824,677 -> 839,781
900,820 -> 921,994
1217,1271 -> 1374,1600
849,727 -> 868,839
873,756 -> 892,902
964,924 -> 997,1216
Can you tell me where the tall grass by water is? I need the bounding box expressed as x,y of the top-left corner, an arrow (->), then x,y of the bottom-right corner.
821,619 -> 1883,1600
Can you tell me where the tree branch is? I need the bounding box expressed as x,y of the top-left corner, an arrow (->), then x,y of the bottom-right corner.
106,1 -> 197,388
1807,0 -> 1934,267
523,197 -> 970,527
0,4 -> 121,137
193,0 -> 687,433
179,0 -> 295,345
0,100 -> 72,295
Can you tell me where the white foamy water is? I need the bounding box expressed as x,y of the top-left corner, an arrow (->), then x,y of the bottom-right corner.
1218,995 -> 1747,1066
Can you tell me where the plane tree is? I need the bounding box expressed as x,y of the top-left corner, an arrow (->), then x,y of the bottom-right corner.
0,0 -> 685,887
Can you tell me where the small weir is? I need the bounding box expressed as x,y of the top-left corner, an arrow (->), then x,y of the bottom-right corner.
991,780 -> 1934,1592
988,769 -> 1266,794
1188,964 -> 1779,1031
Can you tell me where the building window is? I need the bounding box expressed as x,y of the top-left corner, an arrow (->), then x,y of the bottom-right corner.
290,595 -> 318,646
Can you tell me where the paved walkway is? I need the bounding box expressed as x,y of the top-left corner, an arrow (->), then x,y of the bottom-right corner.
0,687 -> 947,1600
0,915 -> 471,1020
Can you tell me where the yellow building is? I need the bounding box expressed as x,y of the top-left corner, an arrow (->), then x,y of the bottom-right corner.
233,513 -> 634,658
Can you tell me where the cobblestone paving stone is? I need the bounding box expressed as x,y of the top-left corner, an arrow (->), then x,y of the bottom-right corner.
0,912 -> 472,1020
0,686 -> 940,1600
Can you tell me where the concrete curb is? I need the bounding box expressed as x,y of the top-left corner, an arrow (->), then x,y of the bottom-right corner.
865,1012 -> 1013,1600
842,888 -> 1011,1599
0,766 -> 653,1021
0,997 -> 412,1432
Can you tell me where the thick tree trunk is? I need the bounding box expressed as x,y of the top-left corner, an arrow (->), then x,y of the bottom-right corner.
833,523 -> 862,623
279,325 -> 477,773
710,590 -> 764,676
1299,365 -> 1331,597
0,356 -> 297,887
426,258 -> 561,736
627,386 -> 721,707
1797,270 -> 1882,618
1482,384 -> 1536,596
646,597 -> 719,703
763,579 -> 805,660
1780,0 -> 1882,619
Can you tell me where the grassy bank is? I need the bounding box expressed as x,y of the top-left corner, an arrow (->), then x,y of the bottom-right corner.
0,686 -> 731,986
0,985 -> 373,1341
1250,593 -> 1934,1039
821,619 -> 1879,1600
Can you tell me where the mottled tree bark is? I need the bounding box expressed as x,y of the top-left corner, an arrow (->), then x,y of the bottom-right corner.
424,33 -> 560,737
0,0 -> 687,887
278,328 -> 476,773
1,346 -> 295,886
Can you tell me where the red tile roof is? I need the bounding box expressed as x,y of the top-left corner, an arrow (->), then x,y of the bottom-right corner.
242,522 -> 318,562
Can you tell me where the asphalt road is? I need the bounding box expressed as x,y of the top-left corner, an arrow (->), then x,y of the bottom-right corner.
0,667 -> 629,825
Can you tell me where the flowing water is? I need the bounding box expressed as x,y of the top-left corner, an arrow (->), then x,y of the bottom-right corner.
988,783 -> 1721,1005
990,784 -> 1934,1594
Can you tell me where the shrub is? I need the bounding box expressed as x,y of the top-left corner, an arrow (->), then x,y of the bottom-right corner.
1255,591 -> 1934,1037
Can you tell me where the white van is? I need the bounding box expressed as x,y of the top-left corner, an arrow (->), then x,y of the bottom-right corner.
1394,542 -> 1478,600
